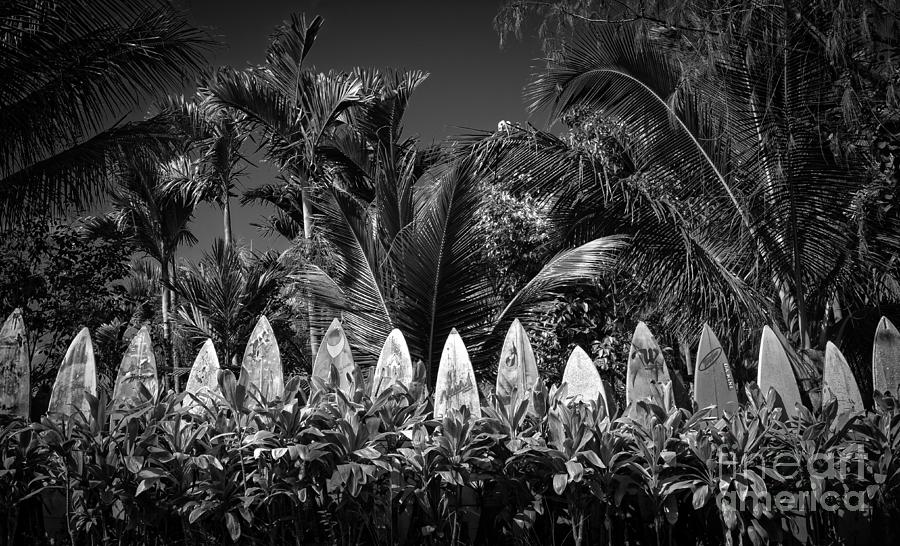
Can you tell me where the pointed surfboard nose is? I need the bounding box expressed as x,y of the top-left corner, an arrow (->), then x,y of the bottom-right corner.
757,325 -> 803,417
873,316 -> 900,396
824,341 -> 863,414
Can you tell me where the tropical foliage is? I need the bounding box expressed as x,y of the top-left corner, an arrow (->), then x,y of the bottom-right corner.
4,1 -> 900,543
490,0 -> 900,389
0,218 -> 134,393
170,239 -> 286,368
0,0 -> 212,222
1,376 -> 898,545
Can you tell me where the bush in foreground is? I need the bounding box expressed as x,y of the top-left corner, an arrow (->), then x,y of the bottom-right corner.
1,375 -> 899,545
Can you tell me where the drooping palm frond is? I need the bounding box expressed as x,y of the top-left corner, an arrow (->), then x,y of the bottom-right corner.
302,187 -> 394,368
481,235 -> 627,354
0,116 -> 182,224
83,154 -> 199,267
0,0 -> 214,220
457,124 -> 770,363
526,23 -> 740,210
525,19 -> 871,356
242,177 -> 307,238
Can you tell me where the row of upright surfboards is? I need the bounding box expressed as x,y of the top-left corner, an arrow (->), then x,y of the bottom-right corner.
1,308 -> 899,420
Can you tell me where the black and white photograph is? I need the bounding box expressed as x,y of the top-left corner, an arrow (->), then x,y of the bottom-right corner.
1,1 -> 899,544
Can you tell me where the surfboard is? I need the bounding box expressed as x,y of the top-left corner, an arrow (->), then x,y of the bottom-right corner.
496,319 -> 539,411
626,322 -> 672,406
111,326 -> 158,412
48,327 -> 97,418
0,308 -> 29,418
560,345 -> 611,413
823,341 -> 864,414
433,328 -> 481,419
240,316 -> 284,402
873,317 -> 900,395
185,338 -> 221,401
312,318 -> 358,394
371,329 -> 413,397
757,325 -> 803,416
693,324 -> 739,418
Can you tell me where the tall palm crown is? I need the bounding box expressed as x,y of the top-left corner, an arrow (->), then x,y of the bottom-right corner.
0,0 -> 212,221
160,94 -> 249,246
206,14 -> 367,241
84,155 -> 200,370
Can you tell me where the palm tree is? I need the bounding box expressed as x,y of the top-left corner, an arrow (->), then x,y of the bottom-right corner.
0,0 -> 212,223
297,71 -> 626,385
159,94 -> 249,247
205,14 -> 367,242
204,14 -> 369,355
486,19 -> 900,390
84,155 -> 200,371
170,239 -> 284,367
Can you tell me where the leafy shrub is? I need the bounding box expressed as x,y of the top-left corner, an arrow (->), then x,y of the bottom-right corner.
2,378 -> 899,545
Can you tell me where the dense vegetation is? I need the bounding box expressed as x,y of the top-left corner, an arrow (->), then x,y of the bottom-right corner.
3,0 -> 900,543
2,378 -> 899,545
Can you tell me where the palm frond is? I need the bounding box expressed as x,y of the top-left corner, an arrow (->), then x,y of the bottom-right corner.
171,239 -> 283,363
304,187 -> 394,368
402,155 -> 498,379
0,0 -> 214,219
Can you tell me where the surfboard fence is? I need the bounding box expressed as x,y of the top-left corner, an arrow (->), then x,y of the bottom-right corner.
2,314 -> 900,543
1,362 -> 897,545
7,314 -> 895,426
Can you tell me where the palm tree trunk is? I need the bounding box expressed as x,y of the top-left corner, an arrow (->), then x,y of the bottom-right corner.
160,259 -> 177,390
302,186 -> 319,358
223,193 -> 233,248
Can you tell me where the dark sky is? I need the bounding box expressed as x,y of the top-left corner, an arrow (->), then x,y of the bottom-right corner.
177,0 -> 542,261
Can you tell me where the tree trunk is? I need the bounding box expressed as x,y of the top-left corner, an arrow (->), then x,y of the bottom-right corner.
302,186 -> 319,359
223,193 -> 233,248
160,260 -> 177,391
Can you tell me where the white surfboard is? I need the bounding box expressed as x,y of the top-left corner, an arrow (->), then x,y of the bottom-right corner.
757,326 -> 803,416
0,308 -> 29,418
48,328 -> 97,418
560,346 -> 610,412
496,319 -> 540,412
312,318 -> 358,394
823,341 -> 864,414
873,317 -> 900,395
371,329 -> 413,397
433,328 -> 481,419
240,316 -> 284,402
693,324 -> 739,417
185,338 -> 221,405
111,326 -> 158,411
626,321 -> 672,405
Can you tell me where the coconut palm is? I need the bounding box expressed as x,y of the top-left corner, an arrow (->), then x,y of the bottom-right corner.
0,0 -> 212,223
83,155 -> 200,369
170,239 -> 284,367
484,19 -> 900,390
297,72 -> 626,384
